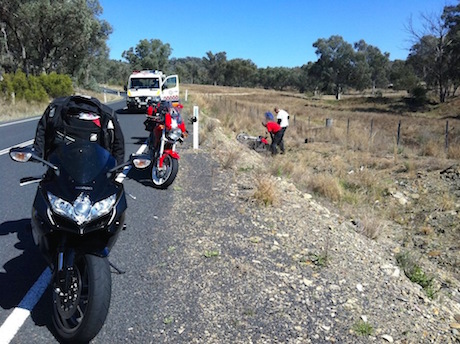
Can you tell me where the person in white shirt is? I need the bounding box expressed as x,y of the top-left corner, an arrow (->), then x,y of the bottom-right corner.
274,107 -> 289,154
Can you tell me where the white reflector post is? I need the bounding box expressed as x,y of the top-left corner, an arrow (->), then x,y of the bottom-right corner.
193,106 -> 199,150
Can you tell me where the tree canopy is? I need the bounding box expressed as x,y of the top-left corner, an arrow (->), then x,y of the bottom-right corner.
0,0 -> 111,84
1,1 -> 460,103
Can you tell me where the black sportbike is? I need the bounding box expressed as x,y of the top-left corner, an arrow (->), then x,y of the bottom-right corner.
10,142 -> 150,343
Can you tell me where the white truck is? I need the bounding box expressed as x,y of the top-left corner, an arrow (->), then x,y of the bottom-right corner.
124,70 -> 179,110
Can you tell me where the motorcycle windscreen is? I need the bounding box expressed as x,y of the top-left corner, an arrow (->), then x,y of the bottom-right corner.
49,142 -> 116,184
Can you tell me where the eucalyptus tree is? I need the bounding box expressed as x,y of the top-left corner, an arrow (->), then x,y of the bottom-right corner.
443,3 -> 460,97
169,57 -> 206,84
312,35 -> 356,99
202,51 -> 227,86
0,0 -> 111,78
406,9 -> 453,102
354,40 -> 390,93
224,58 -> 257,87
122,39 -> 172,71
388,59 -> 419,91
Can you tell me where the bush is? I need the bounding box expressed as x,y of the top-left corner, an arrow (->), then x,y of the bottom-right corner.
39,72 -> 73,98
410,86 -> 428,107
11,70 -> 29,100
0,74 -> 14,100
0,71 -> 74,102
25,75 -> 48,102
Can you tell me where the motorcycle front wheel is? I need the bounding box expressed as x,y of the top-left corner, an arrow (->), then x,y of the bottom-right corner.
236,132 -> 249,143
151,155 -> 179,189
53,254 -> 111,343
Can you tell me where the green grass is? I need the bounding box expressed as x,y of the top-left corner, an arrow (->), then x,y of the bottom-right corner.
204,250 -> 220,258
396,251 -> 435,298
352,320 -> 373,336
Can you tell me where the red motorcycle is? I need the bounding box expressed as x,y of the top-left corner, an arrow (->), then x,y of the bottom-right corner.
144,101 -> 186,189
236,132 -> 269,153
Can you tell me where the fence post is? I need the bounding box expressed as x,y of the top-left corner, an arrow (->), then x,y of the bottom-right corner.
445,120 -> 449,152
193,105 -> 199,150
185,89 -> 188,102
347,118 -> 350,136
369,118 -> 374,139
397,120 -> 401,146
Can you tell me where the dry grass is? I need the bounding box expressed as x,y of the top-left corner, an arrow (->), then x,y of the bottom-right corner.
251,176 -> 278,206
307,173 -> 343,203
183,84 -> 460,244
0,98 -> 46,121
217,148 -> 240,170
0,87 -> 123,123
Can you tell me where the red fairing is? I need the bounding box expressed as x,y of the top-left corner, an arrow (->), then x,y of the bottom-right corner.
164,149 -> 180,160
147,105 -> 155,116
261,137 -> 268,144
165,113 -> 172,130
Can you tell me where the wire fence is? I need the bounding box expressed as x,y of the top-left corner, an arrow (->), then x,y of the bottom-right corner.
199,93 -> 460,159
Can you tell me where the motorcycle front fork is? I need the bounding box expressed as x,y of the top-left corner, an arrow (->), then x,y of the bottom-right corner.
148,131 -> 165,167
54,236 -> 76,296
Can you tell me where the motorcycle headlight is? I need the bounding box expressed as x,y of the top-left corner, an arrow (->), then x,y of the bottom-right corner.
167,128 -> 182,141
47,192 -> 117,225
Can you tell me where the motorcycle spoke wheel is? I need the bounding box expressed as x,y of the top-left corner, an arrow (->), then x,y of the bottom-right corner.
236,132 -> 249,143
151,155 -> 179,189
53,254 -> 111,343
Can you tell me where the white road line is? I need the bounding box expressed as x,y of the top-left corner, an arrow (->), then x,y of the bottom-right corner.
0,268 -> 52,344
0,139 -> 35,156
0,117 -> 39,128
115,143 -> 148,183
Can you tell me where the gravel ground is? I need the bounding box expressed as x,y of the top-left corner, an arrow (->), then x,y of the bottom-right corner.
138,130 -> 460,344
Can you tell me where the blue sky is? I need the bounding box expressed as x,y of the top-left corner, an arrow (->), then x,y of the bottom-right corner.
99,0 -> 452,68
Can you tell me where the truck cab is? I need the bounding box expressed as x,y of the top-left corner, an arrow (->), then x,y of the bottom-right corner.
125,70 -> 179,110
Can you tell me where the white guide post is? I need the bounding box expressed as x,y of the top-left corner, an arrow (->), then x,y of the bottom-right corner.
193,105 -> 199,150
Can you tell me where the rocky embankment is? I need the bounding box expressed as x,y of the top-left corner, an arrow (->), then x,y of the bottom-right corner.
157,127 -> 460,343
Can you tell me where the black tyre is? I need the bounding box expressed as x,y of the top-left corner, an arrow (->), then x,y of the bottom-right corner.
53,254 -> 111,343
151,155 -> 179,189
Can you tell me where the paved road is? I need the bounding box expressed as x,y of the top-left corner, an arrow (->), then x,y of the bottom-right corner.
0,99 -> 197,343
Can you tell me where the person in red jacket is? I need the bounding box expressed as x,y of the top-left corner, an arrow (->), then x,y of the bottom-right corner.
262,114 -> 283,155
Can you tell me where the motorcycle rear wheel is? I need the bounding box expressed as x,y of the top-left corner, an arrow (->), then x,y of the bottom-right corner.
151,155 -> 179,189
53,254 -> 111,343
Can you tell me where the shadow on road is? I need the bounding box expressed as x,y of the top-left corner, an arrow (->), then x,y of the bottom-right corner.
0,218 -> 52,328
131,136 -> 149,146
126,167 -> 159,189
115,108 -> 146,115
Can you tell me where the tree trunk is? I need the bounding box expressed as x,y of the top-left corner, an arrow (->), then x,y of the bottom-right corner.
335,85 -> 341,100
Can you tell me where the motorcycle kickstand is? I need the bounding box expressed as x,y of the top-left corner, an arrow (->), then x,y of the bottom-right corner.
109,260 -> 126,274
